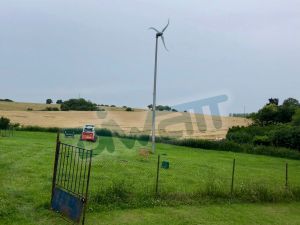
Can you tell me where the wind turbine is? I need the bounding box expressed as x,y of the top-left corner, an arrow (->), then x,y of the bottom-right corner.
149,20 -> 170,154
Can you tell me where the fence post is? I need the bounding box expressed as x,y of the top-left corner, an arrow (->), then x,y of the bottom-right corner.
285,162 -> 288,189
231,158 -> 236,196
155,154 -> 161,195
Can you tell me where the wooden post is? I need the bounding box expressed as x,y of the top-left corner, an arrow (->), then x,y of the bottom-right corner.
155,154 -> 161,195
285,162 -> 288,189
231,158 -> 236,196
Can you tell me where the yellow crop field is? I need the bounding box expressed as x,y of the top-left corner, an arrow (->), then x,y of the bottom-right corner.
0,101 -> 61,111
0,109 -> 250,139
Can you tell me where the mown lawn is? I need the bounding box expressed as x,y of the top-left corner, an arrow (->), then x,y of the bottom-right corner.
89,203 -> 300,225
1,131 -> 300,225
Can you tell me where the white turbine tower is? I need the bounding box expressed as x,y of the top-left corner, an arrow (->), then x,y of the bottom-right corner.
149,20 -> 170,154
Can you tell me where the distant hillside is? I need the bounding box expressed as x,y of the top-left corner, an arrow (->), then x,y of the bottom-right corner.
98,106 -> 146,112
0,101 -> 61,111
0,101 -> 145,112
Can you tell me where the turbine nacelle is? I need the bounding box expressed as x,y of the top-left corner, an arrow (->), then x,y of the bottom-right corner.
156,32 -> 163,37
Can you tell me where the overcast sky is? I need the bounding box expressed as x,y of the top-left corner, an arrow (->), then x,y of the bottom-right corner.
1,0 -> 299,114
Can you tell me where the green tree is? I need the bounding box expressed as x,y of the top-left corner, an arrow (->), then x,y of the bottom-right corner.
255,104 -> 279,125
282,98 -> 300,108
292,109 -> 300,126
254,98 -> 300,125
0,116 -> 10,129
277,98 -> 300,123
0,99 -> 13,102
61,98 -> 98,111
277,105 -> 295,123
56,100 -> 63,104
156,105 -> 172,111
268,98 -> 279,106
46,99 -> 53,104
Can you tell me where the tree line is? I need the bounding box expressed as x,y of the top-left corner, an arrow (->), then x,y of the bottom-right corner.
147,104 -> 178,112
227,97 -> 300,150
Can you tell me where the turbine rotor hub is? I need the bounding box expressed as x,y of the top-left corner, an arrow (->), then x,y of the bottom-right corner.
156,32 -> 163,37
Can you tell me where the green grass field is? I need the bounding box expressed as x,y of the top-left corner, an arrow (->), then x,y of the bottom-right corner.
1,131 -> 300,224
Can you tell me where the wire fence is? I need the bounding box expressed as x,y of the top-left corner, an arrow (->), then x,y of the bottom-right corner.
89,151 -> 300,203
58,133 -> 300,205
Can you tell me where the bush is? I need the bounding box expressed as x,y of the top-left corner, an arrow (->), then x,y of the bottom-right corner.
226,124 -> 300,149
147,104 -> 174,111
46,99 -> 53,104
0,117 -> 10,129
162,138 -> 300,160
125,107 -> 133,112
61,98 -> 98,111
292,109 -> 300,126
226,129 -> 253,144
11,123 -> 20,128
16,126 -> 60,133
251,98 -> 300,125
42,107 -> 59,111
95,128 -> 113,137
271,126 -> 300,150
0,99 -> 13,102
253,135 -> 271,146
165,138 -> 244,153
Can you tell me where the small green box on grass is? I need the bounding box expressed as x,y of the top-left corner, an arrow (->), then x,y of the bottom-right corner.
161,160 -> 169,169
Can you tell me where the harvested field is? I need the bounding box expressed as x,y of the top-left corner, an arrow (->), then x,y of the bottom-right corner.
0,110 -> 250,139
0,101 -> 61,111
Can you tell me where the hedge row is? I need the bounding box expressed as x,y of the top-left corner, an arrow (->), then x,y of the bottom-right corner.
227,125 -> 300,150
164,138 -> 300,160
15,126 -> 300,160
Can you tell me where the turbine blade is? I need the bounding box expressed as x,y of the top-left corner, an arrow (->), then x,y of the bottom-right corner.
161,35 -> 169,51
162,19 -> 170,32
149,27 -> 159,33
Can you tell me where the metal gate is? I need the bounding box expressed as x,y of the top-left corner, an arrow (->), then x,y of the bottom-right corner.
51,133 -> 93,224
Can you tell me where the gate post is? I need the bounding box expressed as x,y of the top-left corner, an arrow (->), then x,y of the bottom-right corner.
51,131 -> 61,206
82,150 -> 93,225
